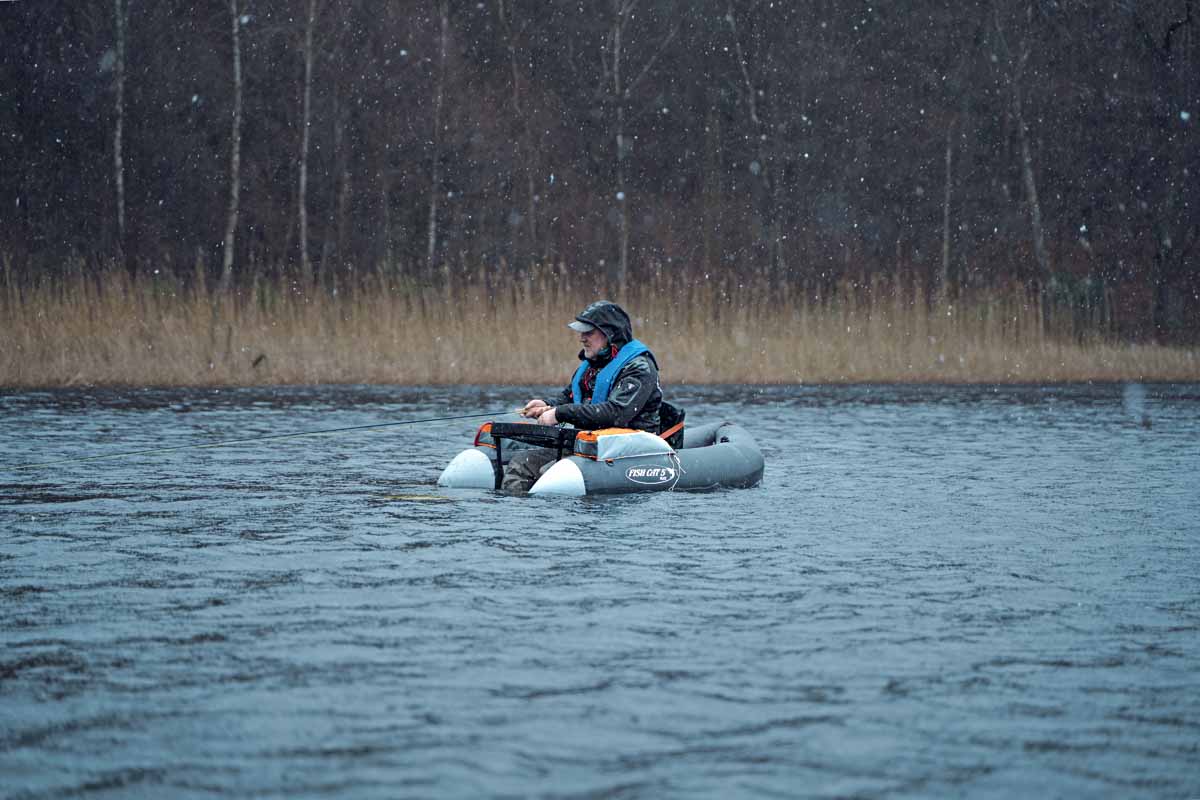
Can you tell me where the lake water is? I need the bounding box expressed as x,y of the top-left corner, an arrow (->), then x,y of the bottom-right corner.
2,383 -> 1198,798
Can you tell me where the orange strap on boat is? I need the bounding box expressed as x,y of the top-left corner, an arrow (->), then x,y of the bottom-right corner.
659,421 -> 684,441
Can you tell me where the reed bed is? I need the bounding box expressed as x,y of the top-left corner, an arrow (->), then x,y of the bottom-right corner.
1,265 -> 1196,388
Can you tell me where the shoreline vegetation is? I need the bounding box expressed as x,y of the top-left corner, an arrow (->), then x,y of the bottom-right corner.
2,265 -> 1196,389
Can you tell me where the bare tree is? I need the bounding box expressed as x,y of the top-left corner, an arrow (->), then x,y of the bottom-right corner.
1129,0 -> 1198,339
298,0 -> 319,287
316,7 -> 353,282
701,94 -> 724,278
994,1 -> 1050,292
599,0 -> 678,296
940,74 -> 974,301
725,1 -> 784,282
218,0 -> 244,294
112,0 -> 127,267
426,0 -> 450,277
328,89 -> 352,280
496,0 -> 539,265
941,121 -> 955,298
3,0 -> 1198,338
1013,63 -> 1049,288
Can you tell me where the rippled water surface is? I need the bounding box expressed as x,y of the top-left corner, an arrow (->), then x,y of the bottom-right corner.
2,383 -> 1199,798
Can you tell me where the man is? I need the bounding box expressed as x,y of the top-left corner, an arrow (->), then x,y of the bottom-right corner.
501,300 -> 662,492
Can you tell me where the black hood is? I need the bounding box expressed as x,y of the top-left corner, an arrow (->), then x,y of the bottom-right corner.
573,300 -> 633,348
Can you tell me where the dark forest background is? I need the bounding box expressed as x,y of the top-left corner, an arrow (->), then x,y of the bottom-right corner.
2,0 -> 1196,340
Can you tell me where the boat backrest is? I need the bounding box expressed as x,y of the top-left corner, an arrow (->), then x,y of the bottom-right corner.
658,401 -> 686,448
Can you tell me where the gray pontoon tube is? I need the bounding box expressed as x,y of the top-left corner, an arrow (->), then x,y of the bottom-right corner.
437,421 -> 764,496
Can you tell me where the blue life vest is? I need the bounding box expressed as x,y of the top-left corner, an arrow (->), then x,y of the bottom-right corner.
571,339 -> 650,404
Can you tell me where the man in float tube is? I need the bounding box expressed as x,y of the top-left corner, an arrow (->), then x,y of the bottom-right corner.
503,300 -> 665,492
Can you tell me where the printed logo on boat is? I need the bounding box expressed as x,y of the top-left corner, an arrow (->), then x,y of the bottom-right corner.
625,465 -> 677,486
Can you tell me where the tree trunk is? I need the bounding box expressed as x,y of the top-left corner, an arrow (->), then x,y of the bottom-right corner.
726,3 -> 779,285
381,178 -> 393,271
426,0 -> 449,278
940,121 -> 955,298
112,0 -> 126,269
497,0 -> 538,267
1014,82 -> 1049,291
336,145 -> 350,280
701,97 -> 722,278
599,0 -> 675,297
611,0 -> 629,298
318,75 -> 344,284
219,0 -> 243,295
298,0 -> 317,287
993,3 -> 1050,295
616,108 -> 629,298
1151,250 -> 1170,341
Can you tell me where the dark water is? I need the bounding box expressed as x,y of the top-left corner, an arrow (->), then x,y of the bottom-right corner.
2,383 -> 1198,799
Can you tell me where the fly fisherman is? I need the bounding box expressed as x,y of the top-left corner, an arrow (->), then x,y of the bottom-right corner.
502,300 -> 663,492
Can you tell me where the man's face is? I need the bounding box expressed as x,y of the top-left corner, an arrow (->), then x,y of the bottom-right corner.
580,327 -> 608,359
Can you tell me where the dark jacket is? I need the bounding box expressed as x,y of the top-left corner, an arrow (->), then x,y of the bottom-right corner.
553,301 -> 662,433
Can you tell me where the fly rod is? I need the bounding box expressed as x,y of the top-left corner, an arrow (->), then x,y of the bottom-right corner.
11,409 -> 523,471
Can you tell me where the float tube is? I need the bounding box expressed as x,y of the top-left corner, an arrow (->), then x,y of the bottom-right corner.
437,421 -> 764,496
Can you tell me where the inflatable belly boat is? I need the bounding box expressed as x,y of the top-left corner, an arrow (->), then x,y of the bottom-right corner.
437,421 -> 764,496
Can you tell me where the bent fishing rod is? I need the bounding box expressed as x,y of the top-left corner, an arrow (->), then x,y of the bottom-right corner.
12,409 -> 524,471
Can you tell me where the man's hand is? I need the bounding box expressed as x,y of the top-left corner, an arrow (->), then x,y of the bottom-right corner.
536,407 -> 558,426
521,398 -> 550,419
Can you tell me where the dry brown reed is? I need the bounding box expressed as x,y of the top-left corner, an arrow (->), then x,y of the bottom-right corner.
2,264 -> 1196,388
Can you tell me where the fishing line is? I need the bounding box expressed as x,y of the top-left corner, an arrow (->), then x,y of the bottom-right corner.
12,409 -> 522,471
